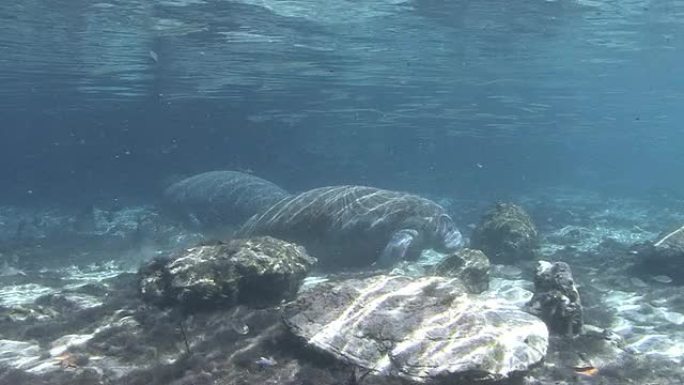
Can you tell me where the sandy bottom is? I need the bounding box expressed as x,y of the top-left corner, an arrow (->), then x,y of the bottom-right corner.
1,189 -> 683,384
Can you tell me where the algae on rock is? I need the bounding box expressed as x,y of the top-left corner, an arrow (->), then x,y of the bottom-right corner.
139,236 -> 317,310
471,202 -> 539,263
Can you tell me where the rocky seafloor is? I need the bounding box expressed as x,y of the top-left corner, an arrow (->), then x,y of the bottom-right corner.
1,189 -> 683,385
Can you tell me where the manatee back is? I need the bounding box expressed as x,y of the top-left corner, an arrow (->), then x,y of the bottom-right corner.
239,185 -> 449,266
163,170 -> 290,227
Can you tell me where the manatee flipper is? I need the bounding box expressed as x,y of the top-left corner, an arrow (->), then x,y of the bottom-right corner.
377,229 -> 419,268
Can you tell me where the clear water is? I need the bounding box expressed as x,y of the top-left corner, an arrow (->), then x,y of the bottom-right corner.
1,1 -> 684,384
2,0 -> 683,204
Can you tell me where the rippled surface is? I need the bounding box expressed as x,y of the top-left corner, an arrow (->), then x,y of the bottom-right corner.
2,0 -> 683,135
1,0 -> 684,203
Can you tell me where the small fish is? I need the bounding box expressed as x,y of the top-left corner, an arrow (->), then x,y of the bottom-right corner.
572,353 -> 598,376
255,356 -> 277,368
573,366 -> 599,376
149,50 -> 159,63
652,275 -> 673,284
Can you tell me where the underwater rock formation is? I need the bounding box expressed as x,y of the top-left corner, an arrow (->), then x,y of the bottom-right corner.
431,248 -> 490,293
526,261 -> 583,337
0,205 -> 197,269
471,202 -> 539,263
239,185 -> 464,269
631,225 -> 684,284
139,236 -> 317,310
162,170 -> 290,229
284,275 -> 548,384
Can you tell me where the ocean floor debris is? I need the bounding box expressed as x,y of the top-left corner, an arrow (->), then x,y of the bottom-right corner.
0,191 -> 683,384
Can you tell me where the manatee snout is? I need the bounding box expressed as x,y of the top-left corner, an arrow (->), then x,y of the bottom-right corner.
435,214 -> 465,251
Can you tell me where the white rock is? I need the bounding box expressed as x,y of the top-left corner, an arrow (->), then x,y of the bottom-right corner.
49,333 -> 95,357
285,275 -> 548,384
0,339 -> 42,369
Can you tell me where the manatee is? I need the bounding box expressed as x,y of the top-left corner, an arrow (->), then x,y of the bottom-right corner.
238,185 -> 464,268
162,170 -> 290,228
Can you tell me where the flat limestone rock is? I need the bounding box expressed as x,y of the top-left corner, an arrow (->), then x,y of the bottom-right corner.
0,339 -> 42,370
284,275 -> 548,384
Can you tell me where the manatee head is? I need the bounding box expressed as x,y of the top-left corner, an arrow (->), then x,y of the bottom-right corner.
433,214 -> 464,251
378,213 -> 464,268
400,212 -> 464,253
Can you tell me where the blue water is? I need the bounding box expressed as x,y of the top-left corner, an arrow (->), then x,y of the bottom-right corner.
3,3 -> 684,383
1,0 -> 683,205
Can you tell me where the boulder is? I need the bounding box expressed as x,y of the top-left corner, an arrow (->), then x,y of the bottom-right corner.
526,261 -> 583,337
284,275 -> 548,384
139,236 -> 316,310
631,225 -> 684,284
431,248 -> 490,293
471,203 -> 539,263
